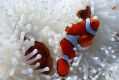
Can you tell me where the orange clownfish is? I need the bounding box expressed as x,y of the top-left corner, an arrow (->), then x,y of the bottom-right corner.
57,18 -> 100,77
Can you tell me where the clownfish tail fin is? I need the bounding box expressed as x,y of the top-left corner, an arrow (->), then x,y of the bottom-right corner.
57,55 -> 70,77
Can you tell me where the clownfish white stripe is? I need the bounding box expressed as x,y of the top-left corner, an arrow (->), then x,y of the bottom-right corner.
27,54 -> 41,64
86,18 -> 96,35
34,67 -> 49,73
31,62 -> 41,69
64,35 -> 79,47
62,55 -> 70,62
25,49 -> 38,60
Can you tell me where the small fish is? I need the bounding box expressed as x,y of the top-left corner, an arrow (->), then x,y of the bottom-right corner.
57,18 -> 100,77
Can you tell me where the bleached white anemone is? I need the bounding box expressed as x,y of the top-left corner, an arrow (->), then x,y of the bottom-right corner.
0,0 -> 119,80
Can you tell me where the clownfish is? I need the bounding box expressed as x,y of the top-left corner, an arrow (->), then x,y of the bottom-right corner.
57,17 -> 100,77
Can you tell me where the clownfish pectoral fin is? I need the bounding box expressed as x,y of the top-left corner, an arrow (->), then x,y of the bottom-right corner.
57,58 -> 70,77
78,35 -> 94,47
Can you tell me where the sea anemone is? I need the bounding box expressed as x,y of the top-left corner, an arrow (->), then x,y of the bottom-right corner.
0,0 -> 119,80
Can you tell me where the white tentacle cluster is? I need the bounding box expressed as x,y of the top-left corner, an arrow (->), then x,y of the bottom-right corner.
0,0 -> 119,80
